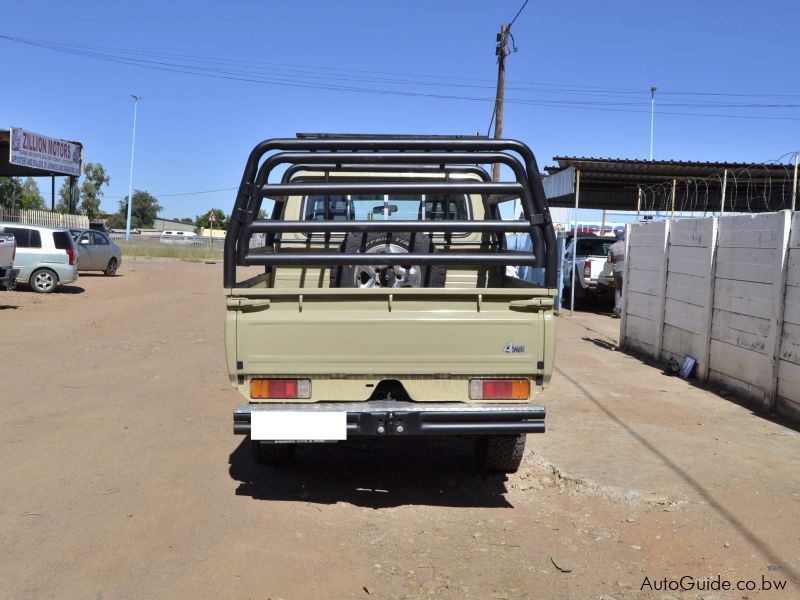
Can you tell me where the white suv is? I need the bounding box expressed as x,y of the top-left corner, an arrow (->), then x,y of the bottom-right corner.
0,223 -> 79,293
160,230 -> 197,244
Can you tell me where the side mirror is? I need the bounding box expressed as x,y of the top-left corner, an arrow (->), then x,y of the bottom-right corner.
80,238 -> 90,245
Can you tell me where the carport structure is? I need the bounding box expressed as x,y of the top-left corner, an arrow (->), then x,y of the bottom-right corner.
542,156 -> 800,314
544,156 -> 799,219
0,128 -> 83,212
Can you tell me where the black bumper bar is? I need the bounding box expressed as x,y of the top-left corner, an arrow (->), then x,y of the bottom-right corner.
233,401 -> 545,437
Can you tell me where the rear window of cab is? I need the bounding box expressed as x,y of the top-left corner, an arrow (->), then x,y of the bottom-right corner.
303,194 -> 470,221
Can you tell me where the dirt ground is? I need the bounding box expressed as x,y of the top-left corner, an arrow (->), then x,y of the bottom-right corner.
1,258 -> 798,600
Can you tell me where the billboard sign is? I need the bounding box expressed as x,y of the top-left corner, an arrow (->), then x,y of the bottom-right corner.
9,127 -> 83,176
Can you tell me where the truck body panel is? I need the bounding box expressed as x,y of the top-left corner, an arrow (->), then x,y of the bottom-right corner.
226,286 -> 554,401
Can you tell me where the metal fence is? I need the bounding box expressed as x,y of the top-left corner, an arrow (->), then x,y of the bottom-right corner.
0,207 -> 89,228
108,233 -> 225,247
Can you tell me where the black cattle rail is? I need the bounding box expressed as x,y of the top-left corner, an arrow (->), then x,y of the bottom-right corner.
239,181 -> 538,269
225,136 -> 557,288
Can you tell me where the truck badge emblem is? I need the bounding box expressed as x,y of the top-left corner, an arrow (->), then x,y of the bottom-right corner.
503,341 -> 525,353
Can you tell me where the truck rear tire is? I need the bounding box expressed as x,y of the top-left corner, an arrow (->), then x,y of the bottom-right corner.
475,434 -> 527,473
331,232 -> 446,288
250,440 -> 296,465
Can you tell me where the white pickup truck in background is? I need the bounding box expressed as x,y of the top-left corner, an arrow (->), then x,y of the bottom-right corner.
562,236 -> 615,304
0,233 -> 18,290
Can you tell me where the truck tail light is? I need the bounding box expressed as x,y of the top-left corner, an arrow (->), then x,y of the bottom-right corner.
250,378 -> 311,399
66,248 -> 76,266
583,260 -> 591,278
469,379 -> 530,400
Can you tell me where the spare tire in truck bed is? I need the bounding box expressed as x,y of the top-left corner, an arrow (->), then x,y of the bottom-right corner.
330,232 -> 446,288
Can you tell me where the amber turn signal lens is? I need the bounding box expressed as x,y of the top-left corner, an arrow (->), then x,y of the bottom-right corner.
469,379 -> 530,400
250,378 -> 310,399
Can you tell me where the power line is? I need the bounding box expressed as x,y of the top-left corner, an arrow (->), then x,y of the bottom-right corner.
5,34 -> 800,101
105,186 -> 237,200
2,35 -> 800,121
486,108 -> 496,137
509,0 -> 531,27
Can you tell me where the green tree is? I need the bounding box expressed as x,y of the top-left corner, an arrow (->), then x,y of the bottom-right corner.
19,178 -> 46,211
105,212 -> 125,229
0,177 -> 24,209
106,190 -> 162,229
79,163 -> 110,218
195,208 -> 229,229
178,217 -> 194,224
56,179 -> 74,213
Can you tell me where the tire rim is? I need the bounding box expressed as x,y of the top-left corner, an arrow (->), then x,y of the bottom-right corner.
34,271 -> 54,291
108,260 -> 117,275
354,243 -> 422,288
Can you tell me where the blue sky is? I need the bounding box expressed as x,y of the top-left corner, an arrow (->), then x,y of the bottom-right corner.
1,0 -> 798,219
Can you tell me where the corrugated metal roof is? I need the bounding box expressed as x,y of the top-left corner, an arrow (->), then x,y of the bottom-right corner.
547,156 -> 794,180
542,156 -> 796,212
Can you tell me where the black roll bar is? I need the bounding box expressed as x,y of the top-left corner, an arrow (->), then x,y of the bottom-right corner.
281,163 -> 492,183
248,151 -> 543,265
241,153 -> 545,270
245,220 -> 539,234
243,253 -> 537,267
250,151 -> 536,215
259,182 -> 525,199
225,137 -> 556,288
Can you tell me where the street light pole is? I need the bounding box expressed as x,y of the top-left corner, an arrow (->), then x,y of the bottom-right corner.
649,86 -> 657,161
126,94 -> 142,241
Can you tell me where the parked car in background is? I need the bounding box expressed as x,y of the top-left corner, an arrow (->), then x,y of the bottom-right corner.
69,228 -> 122,276
0,231 -> 18,290
0,223 -> 79,293
160,230 -> 197,244
562,235 -> 615,304
88,219 -> 109,234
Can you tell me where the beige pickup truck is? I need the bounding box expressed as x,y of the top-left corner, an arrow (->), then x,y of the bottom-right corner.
224,134 -> 558,472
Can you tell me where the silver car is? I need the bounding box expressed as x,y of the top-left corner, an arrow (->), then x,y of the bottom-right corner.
69,228 -> 122,276
0,222 -> 80,293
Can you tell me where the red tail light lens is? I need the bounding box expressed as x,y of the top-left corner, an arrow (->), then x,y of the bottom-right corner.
66,249 -> 76,266
469,379 -> 530,400
583,260 -> 591,278
250,378 -> 311,399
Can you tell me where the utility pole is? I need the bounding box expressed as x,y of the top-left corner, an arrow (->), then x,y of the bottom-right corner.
126,94 -> 142,241
492,23 -> 510,182
649,86 -> 657,161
